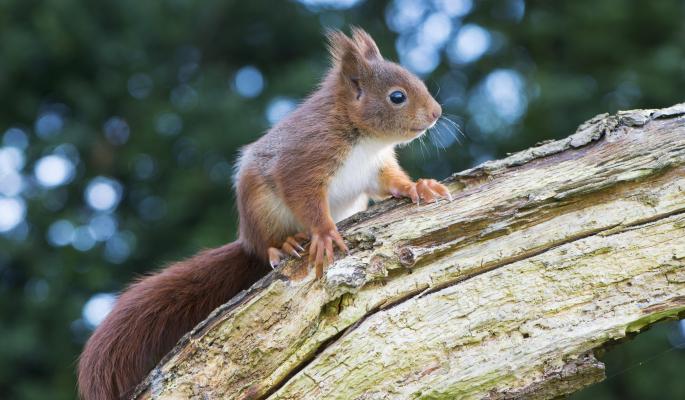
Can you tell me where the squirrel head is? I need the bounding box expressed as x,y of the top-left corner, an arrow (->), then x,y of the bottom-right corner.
327,27 -> 442,142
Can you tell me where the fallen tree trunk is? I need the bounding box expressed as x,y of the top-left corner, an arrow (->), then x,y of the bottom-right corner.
134,104 -> 685,400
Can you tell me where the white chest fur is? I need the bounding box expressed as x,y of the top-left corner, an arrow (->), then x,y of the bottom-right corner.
328,138 -> 395,222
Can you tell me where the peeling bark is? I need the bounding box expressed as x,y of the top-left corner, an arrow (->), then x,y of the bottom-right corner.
133,104 -> 685,400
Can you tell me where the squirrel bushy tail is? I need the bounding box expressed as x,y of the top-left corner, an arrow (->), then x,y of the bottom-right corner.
77,241 -> 269,400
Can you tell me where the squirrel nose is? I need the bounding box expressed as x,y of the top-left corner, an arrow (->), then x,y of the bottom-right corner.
431,103 -> 442,120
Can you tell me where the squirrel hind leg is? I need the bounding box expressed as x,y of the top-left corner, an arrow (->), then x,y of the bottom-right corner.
267,233 -> 309,268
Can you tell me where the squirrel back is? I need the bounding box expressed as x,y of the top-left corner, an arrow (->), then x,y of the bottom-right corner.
77,242 -> 269,400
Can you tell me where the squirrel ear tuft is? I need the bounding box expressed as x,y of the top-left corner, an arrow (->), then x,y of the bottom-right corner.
350,26 -> 382,61
326,28 -> 370,81
326,29 -> 354,64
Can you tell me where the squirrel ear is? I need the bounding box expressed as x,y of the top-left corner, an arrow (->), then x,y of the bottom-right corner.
350,27 -> 382,61
326,29 -> 370,86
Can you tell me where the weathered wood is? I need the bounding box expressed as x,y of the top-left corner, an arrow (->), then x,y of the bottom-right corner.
134,104 -> 685,400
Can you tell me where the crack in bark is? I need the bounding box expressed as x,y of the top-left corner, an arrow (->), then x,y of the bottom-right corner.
262,208 -> 685,399
400,157 -> 684,274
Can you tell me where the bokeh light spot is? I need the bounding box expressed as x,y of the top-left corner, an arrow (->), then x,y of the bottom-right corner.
54,143 -> 81,164
103,117 -> 130,146
132,154 -> 156,180
468,69 -> 527,137
0,197 -> 26,233
234,66 -> 264,98
3,127 -> 29,149
266,97 -> 297,125
25,278 -> 50,302
0,146 -> 26,171
484,69 -> 527,122
298,0 -> 363,10
434,0 -> 473,17
386,0 -> 428,33
72,226 -> 96,252
47,219 -> 75,247
178,62 -> 199,83
35,112 -> 64,139
400,43 -> 440,75
104,231 -> 135,264
209,160 -> 232,184
493,0 -> 525,22
89,214 -> 118,241
155,112 -> 183,136
171,84 -> 199,110
0,171 -> 23,197
34,154 -> 75,188
127,73 -> 153,99
419,12 -> 452,47
83,293 -> 117,328
84,177 -> 123,212
449,24 -> 491,64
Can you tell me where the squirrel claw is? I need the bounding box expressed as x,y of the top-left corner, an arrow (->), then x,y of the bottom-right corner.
269,233 -> 309,268
416,179 -> 451,204
282,233 -> 308,257
268,247 -> 284,269
285,234 -> 306,252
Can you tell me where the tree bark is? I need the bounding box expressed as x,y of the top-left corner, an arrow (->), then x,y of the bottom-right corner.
134,104 -> 685,400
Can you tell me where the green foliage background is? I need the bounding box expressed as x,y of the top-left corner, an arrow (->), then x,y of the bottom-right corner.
0,0 -> 683,398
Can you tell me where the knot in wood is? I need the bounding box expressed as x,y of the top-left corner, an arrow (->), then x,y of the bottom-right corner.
399,247 -> 417,266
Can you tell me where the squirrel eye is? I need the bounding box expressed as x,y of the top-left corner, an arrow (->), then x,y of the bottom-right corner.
389,91 -> 406,105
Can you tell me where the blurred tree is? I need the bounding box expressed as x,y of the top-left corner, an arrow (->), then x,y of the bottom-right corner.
0,0 -> 683,398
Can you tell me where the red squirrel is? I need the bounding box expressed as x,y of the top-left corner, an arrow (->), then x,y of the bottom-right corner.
77,27 -> 450,400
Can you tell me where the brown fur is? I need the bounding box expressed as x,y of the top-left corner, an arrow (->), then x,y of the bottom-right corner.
78,27 -> 447,400
378,155 -> 414,198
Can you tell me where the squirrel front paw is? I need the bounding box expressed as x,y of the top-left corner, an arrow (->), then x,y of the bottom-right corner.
308,226 -> 348,278
392,178 -> 452,204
